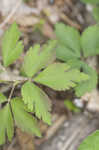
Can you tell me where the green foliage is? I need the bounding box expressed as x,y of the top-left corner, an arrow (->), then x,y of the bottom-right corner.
78,130 -> 99,150
22,40 -> 56,77
55,23 -> 81,61
2,23 -> 23,67
64,100 -> 81,113
0,97 -> 41,145
75,62 -> 97,96
11,98 -> 41,137
93,6 -> 99,22
81,25 -> 99,57
0,22 -> 92,145
68,60 -> 97,97
34,63 -> 89,91
0,93 -> 7,104
55,23 -> 98,96
0,104 -> 14,145
21,81 -> 51,125
81,0 -> 99,4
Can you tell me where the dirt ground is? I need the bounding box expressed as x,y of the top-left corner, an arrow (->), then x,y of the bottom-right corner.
0,0 -> 99,150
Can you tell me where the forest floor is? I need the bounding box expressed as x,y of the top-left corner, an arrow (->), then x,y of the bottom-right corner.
0,0 -> 99,150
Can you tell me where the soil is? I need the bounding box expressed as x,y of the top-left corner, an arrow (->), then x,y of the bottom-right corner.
0,0 -> 99,150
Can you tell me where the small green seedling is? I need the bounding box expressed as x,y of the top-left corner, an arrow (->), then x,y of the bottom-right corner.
55,23 -> 98,97
0,23 -> 88,145
81,0 -> 99,22
78,130 -> 99,150
64,100 -> 81,113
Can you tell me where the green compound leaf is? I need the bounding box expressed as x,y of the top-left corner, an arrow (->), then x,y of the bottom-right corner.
34,63 -> 89,91
81,25 -> 99,57
67,59 -> 82,70
2,23 -> 23,67
21,82 -> 51,125
93,6 -> 99,22
11,98 -> 41,137
78,130 -> 99,150
0,104 -> 14,145
0,93 -> 7,104
56,44 -> 79,62
75,62 -> 98,97
81,0 -> 99,4
55,23 -> 81,61
67,60 -> 98,97
23,40 -> 57,77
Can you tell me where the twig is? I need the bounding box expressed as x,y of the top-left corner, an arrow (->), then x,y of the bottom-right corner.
45,115 -> 66,140
0,62 -> 6,72
8,83 -> 16,103
60,13 -> 82,31
61,127 -> 82,150
7,138 -> 16,150
0,0 -> 22,29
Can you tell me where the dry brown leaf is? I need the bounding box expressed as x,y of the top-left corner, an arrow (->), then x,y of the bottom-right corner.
16,128 -> 35,150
